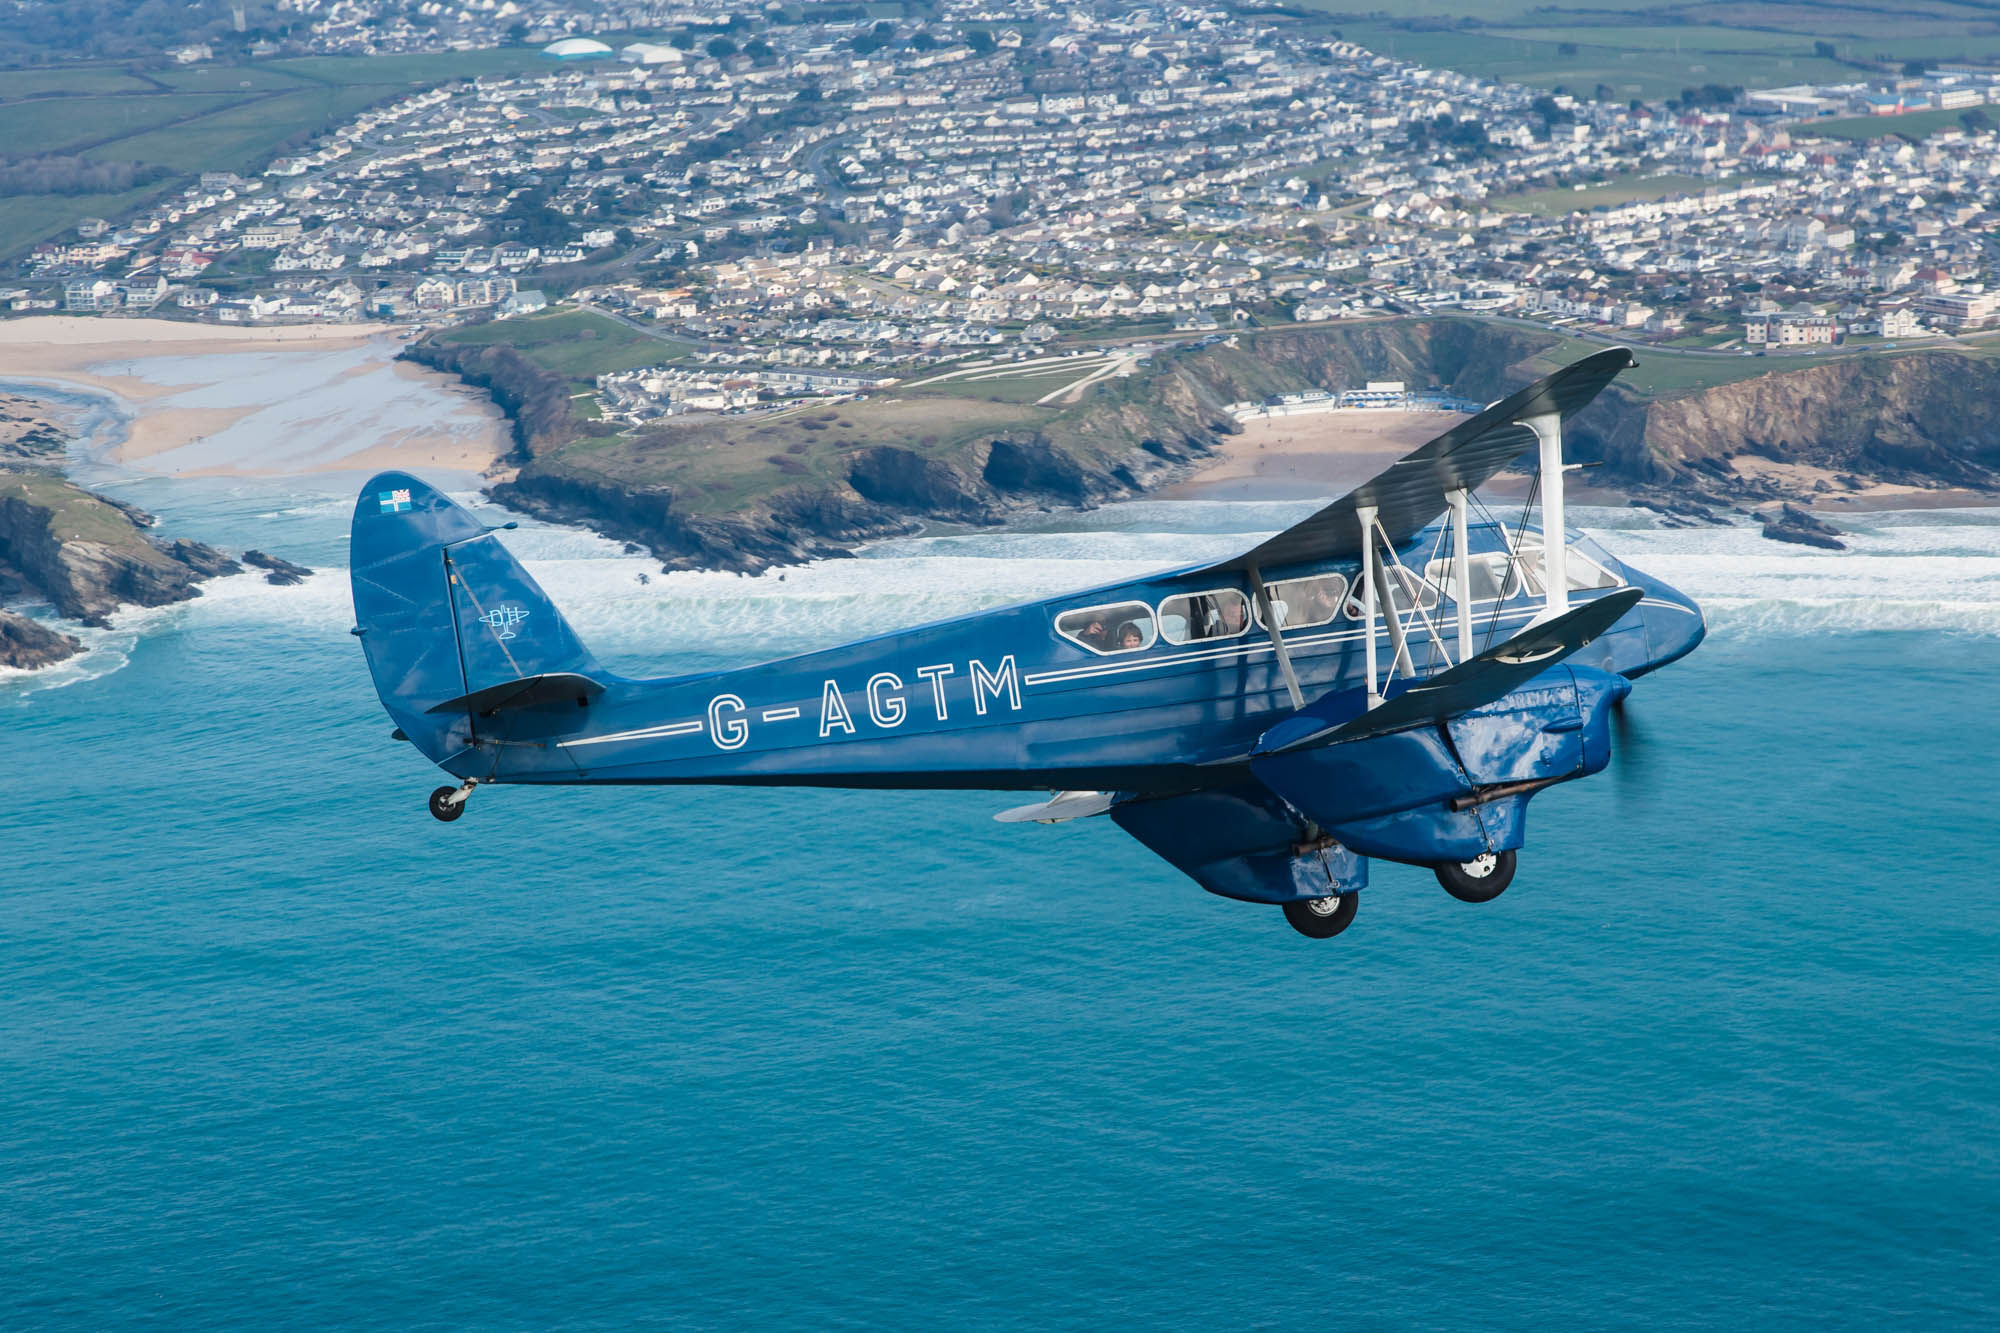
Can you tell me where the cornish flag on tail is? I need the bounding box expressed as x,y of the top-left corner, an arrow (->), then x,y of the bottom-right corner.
378,488 -> 413,514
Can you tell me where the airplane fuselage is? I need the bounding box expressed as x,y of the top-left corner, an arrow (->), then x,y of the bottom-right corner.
446,520 -> 1704,793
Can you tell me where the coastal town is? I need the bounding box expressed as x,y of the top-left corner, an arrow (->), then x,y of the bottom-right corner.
7,0 -> 2000,422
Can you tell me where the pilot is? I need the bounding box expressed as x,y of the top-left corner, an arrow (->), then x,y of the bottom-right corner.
1116,621 -> 1147,651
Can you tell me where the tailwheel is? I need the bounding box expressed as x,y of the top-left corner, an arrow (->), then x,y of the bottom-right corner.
1282,893 -> 1357,939
428,784 -> 468,822
1435,849 -> 1516,903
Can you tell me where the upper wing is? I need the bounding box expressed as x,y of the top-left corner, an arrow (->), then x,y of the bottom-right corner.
1203,345 -> 1636,573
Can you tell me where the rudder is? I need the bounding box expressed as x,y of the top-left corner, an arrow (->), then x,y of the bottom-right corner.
350,472 -> 601,766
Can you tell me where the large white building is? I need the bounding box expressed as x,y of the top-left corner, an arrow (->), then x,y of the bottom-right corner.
542,37 -> 612,61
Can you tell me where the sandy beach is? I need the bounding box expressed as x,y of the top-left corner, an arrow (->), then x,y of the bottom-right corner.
0,316 -> 507,477
1162,409 -> 1469,501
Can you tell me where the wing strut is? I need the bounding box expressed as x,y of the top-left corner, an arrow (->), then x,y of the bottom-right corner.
1448,487 -> 1474,664
1248,564 -> 1306,710
1525,411 -> 1569,620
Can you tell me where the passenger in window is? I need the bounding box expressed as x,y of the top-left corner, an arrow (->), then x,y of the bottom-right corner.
1300,582 -> 1341,625
1072,614 -> 1110,652
1116,621 -> 1147,651
1219,597 -> 1247,635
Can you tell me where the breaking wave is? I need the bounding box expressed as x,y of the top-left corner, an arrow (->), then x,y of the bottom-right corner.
10,485 -> 2000,700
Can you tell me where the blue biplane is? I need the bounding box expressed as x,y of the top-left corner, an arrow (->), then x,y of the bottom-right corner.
351,347 -> 1703,938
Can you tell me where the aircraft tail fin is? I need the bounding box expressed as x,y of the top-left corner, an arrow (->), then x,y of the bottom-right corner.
350,472 -> 603,765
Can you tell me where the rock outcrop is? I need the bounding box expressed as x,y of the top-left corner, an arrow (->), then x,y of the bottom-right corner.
243,549 -> 313,585
0,470 -> 240,627
1761,503 -> 1847,550
0,610 -> 80,671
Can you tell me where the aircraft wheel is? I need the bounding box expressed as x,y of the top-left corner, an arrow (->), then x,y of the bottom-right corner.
1282,893 -> 1357,939
1435,849 -> 1516,903
428,785 -> 466,822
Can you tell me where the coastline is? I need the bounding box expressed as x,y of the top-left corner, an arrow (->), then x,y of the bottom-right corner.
1160,405 -> 2000,517
0,317 -> 507,478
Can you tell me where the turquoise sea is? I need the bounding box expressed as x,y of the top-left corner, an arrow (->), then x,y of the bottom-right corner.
5,468 -> 2000,1329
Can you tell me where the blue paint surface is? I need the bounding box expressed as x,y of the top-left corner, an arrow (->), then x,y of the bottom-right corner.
4,481 -> 1998,1328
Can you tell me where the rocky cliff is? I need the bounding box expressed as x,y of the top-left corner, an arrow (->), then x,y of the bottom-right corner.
1567,351 -> 2000,503
478,318 -> 1558,573
423,317 -> 2000,575
0,470 -> 241,628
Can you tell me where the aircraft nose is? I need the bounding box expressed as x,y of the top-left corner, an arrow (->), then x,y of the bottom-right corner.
1629,577 -> 1706,676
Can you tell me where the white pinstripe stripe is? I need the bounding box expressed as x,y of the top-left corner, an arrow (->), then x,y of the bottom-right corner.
559,719 -> 705,749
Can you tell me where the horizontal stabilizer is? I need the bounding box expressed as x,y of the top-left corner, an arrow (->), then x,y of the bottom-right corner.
426,671 -> 607,717
994,790 -> 1116,824
1255,587 -> 1643,754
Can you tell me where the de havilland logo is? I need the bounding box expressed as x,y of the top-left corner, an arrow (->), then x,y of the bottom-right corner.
478,605 -> 530,640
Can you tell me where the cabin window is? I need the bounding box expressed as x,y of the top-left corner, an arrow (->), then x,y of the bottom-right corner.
1347,565 -> 1442,617
1425,547 -> 1621,601
1517,546 -> 1623,592
1158,588 -> 1252,645
1424,552 -> 1527,603
1256,573 -> 1348,630
1056,602 -> 1157,655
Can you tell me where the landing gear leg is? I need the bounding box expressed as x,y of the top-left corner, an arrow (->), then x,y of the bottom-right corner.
428,778 -> 476,822
1435,849 -> 1516,903
1282,893 -> 1357,939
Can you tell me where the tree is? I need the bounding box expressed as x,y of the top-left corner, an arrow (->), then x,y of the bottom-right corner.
706,36 -> 737,58
967,29 -> 995,55
1814,40 -> 1837,59
668,30 -> 694,50
1903,58 -> 1934,77
1557,41 -> 1578,56
1962,106 -> 1996,132
910,30 -> 937,51
744,37 -> 776,65
852,21 -> 895,55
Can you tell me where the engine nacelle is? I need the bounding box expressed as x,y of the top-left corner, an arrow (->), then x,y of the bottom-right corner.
1249,665 -> 1629,866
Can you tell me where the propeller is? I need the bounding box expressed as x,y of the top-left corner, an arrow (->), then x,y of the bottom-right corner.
1608,697 -> 1655,804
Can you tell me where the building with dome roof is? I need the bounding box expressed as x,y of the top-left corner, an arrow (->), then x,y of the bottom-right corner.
542,37 -> 613,61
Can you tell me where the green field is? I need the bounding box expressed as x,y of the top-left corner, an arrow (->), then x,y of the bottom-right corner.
1496,172 -> 1740,216
1299,2 -> 2000,99
901,357 -> 1122,405
88,85 -> 393,173
1800,107 -> 1979,141
1324,23 -> 1856,101
0,91 -> 251,155
435,308 -> 687,380
0,49 -> 553,260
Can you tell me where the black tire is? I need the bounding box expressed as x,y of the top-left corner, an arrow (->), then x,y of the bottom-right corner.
428,785 -> 466,822
1282,893 -> 1357,939
1435,849 -> 1516,903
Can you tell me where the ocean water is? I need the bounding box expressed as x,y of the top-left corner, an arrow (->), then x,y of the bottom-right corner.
4,478 -> 1999,1329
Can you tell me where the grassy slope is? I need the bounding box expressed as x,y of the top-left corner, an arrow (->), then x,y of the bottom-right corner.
569,396 -> 1052,516
435,309 -> 688,381
0,468 -> 149,546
